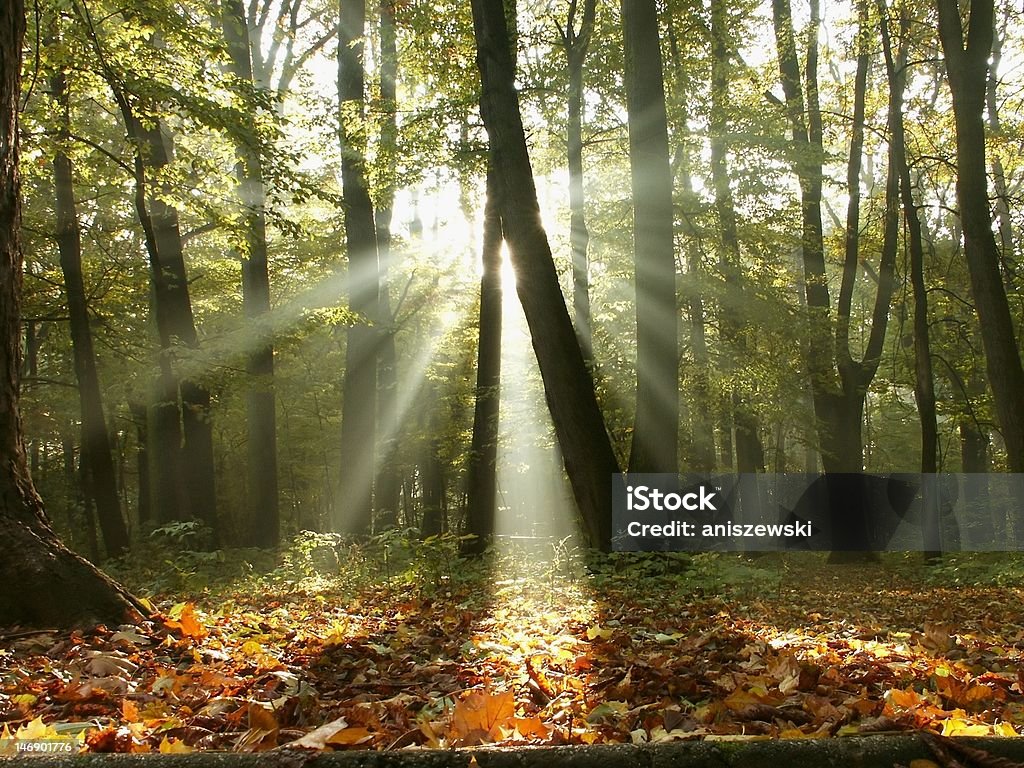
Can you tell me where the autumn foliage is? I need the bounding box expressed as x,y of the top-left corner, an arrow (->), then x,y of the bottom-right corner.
1,553 -> 1023,754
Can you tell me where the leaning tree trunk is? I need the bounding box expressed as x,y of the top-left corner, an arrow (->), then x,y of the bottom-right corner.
936,0 -> 1024,472
621,0 -> 678,475
0,0 -> 143,628
335,0 -> 380,535
222,0 -> 280,548
51,65 -> 129,557
470,0 -> 620,550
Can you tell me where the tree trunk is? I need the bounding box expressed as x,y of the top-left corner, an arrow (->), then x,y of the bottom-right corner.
464,163 -> 503,555
222,0 -> 280,548
336,0 -> 379,535
710,0 -> 764,475
986,13 -> 1014,275
470,0 -> 621,550
936,0 -> 1024,472
664,11 -> 715,472
123,110 -> 218,544
879,6 -> 939,554
621,0 -> 678,475
773,0 -> 898,479
0,0 -> 143,628
375,0 -> 401,529
560,0 -> 596,365
128,400 -> 151,528
50,66 -> 129,557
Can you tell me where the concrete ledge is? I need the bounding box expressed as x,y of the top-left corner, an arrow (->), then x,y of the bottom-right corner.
4,736 -> 1024,767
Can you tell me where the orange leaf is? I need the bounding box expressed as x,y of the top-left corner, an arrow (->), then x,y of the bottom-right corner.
514,717 -> 550,739
326,727 -> 373,746
451,689 -> 515,744
887,688 -> 923,709
121,699 -> 140,723
164,604 -> 208,640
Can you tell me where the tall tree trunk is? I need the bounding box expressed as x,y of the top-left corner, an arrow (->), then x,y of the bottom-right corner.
936,0 -> 1024,472
621,0 -> 678,475
222,0 -> 280,548
470,0 -> 620,550
375,0 -> 401,529
879,4 -> 939,553
50,66 -> 129,557
710,0 -> 764,475
336,0 -> 380,534
0,0 -> 143,627
121,107 -> 218,544
464,163 -> 503,555
774,0 -> 901,556
559,0 -> 596,364
665,9 -> 715,472
773,0 -> 898,477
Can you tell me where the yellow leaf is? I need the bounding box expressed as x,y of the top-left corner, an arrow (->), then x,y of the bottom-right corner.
11,694 -> 36,711
18,717 -> 56,740
159,737 -> 193,754
994,722 -> 1017,737
586,625 -> 614,641
940,718 -> 989,737
240,640 -> 264,657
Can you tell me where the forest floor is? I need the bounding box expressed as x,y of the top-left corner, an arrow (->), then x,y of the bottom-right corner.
3,542 -> 1024,755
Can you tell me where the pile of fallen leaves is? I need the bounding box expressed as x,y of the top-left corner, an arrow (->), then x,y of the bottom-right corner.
1,554 -> 1023,753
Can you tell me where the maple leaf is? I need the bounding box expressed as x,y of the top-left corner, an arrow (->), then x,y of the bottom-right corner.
450,689 -> 515,745
164,603 -> 208,641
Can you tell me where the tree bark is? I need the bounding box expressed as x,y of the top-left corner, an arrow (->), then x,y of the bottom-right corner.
336,0 -> 380,535
375,0 -> 401,529
222,0 -> 280,548
559,0 -> 596,365
464,163 -> 503,555
936,0 -> 1024,472
621,0 -> 678,475
985,12 -> 1014,275
0,0 -> 143,628
470,0 -> 621,550
50,65 -> 129,557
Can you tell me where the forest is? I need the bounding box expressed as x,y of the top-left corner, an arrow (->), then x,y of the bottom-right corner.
3,0 -> 1024,757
